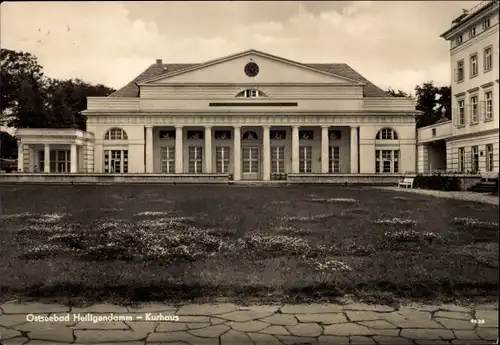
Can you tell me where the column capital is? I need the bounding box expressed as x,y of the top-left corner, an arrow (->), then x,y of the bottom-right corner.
350,125 -> 360,129
321,125 -> 330,129
145,125 -> 153,129
292,125 -> 300,129
262,125 -> 270,130
233,125 -> 241,129
204,125 -> 212,129
175,125 -> 183,129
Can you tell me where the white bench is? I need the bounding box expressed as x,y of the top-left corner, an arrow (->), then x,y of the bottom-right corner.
398,177 -> 414,189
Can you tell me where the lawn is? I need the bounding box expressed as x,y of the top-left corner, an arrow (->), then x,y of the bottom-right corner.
0,185 -> 498,306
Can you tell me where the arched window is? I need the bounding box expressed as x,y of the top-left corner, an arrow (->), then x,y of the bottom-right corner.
235,89 -> 268,98
104,128 -> 128,140
242,131 -> 258,140
376,128 -> 398,140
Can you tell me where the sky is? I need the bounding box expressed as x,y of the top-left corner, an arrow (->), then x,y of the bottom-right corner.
1,1 -> 482,97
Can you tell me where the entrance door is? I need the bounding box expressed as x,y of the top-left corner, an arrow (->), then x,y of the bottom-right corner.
242,147 -> 260,180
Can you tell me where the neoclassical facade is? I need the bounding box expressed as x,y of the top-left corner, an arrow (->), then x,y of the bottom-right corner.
16,49 -> 419,181
418,0 -> 499,177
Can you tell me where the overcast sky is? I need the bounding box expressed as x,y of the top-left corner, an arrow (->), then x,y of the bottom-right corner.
1,1 -> 481,96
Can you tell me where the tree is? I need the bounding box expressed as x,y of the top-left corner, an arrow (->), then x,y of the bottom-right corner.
1,48 -> 115,131
436,85 -> 451,120
0,49 -> 50,128
45,78 -> 115,131
414,82 -> 451,128
0,131 -> 17,158
387,88 -> 411,98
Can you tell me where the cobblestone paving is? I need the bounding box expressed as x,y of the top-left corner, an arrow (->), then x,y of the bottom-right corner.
371,186 -> 499,206
0,302 -> 497,344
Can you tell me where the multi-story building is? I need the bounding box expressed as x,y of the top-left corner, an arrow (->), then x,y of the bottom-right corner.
14,49 -> 419,181
418,0 -> 499,176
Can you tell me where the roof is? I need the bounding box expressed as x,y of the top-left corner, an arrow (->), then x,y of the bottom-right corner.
109,62 -> 390,98
441,0 -> 498,38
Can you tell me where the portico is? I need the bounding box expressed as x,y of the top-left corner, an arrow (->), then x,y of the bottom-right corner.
143,124 -> 361,180
15,129 -> 94,173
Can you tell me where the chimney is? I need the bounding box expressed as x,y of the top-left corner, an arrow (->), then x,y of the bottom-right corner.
156,59 -> 162,64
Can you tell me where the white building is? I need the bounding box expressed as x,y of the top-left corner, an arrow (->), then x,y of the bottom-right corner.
14,49 -> 420,181
418,0 -> 499,177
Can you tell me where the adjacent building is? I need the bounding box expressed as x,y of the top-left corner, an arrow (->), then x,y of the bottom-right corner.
418,0 -> 499,176
15,49 -> 419,181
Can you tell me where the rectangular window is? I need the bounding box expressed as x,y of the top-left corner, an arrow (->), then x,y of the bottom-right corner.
271,146 -> 285,173
456,35 -> 463,45
160,147 -> 175,173
394,150 -> 399,173
484,46 -> 492,71
375,150 -> 399,173
472,146 -> 479,173
242,147 -> 259,174
188,146 -> 203,173
216,146 -> 230,173
470,95 -> 478,123
299,146 -> 312,173
456,60 -> 464,82
469,27 -> 476,38
329,146 -> 340,173
38,150 -> 70,173
382,150 -> 392,173
104,150 -> 128,173
38,151 -> 44,172
485,91 -> 493,120
470,54 -> 478,77
486,144 -> 494,172
482,18 -> 491,30
123,150 -> 128,173
458,99 -> 465,125
458,147 -> 465,172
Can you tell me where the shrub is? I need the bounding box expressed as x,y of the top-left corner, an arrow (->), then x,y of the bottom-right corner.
373,218 -> 417,227
452,217 -> 499,230
384,230 -> 441,242
413,173 -> 461,191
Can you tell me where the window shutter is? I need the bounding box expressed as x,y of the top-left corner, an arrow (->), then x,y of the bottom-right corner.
479,101 -> 486,122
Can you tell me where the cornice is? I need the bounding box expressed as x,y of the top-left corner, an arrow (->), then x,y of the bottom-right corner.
441,2 -> 499,39
86,114 -> 416,126
83,110 -> 419,116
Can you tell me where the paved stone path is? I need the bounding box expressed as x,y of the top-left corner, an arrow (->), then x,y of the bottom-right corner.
0,302 -> 497,344
372,186 -> 499,206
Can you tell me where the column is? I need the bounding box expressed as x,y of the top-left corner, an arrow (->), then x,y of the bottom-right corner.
233,126 -> 241,181
70,144 -> 77,173
321,126 -> 329,174
204,126 -> 212,173
350,126 -> 359,174
291,126 -> 299,173
29,145 -> 35,172
17,140 -> 23,172
145,126 -> 153,173
175,126 -> 183,173
44,144 -> 50,172
262,126 -> 270,181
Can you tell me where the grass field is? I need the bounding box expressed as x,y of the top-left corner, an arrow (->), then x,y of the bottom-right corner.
0,185 -> 498,306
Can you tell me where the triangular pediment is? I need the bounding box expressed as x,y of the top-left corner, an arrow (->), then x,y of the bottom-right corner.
139,50 -> 365,85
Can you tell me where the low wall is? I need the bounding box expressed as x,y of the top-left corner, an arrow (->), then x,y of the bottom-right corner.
0,173 -> 230,184
286,173 -> 482,190
434,174 -> 482,191
287,174 -> 408,185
